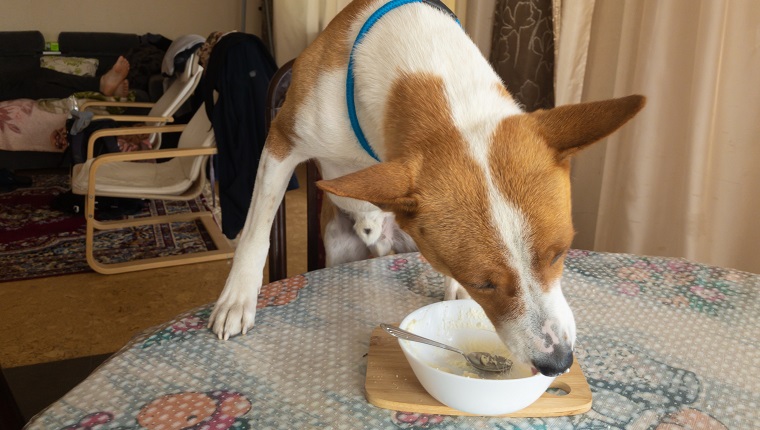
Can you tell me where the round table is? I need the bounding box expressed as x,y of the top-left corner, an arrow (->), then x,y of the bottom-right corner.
26,251 -> 759,429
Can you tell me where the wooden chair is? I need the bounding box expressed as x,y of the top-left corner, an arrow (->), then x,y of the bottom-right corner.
266,59 -> 325,281
70,104 -> 235,274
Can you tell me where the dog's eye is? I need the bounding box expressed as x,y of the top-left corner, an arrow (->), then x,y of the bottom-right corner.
477,281 -> 497,290
550,250 -> 566,266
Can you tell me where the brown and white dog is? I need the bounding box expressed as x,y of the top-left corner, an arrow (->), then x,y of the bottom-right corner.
209,0 -> 645,377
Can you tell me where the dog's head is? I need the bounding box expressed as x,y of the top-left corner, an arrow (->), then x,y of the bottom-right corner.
318,95 -> 645,376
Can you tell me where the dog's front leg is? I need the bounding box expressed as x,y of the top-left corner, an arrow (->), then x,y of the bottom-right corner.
369,214 -> 396,257
369,235 -> 393,258
209,145 -> 302,340
444,276 -> 471,301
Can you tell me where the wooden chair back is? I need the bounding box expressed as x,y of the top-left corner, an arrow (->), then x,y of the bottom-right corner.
267,59 -> 325,281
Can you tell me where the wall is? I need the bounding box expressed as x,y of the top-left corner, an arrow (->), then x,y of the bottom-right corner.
1,0 -> 262,42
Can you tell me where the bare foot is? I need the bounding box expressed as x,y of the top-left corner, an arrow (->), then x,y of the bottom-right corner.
114,79 -> 129,98
100,56 -> 130,96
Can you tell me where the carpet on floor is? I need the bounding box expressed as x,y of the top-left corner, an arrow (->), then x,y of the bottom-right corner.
0,172 -> 217,282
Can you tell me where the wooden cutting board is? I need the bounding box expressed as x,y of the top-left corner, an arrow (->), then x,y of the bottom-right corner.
365,326 -> 593,417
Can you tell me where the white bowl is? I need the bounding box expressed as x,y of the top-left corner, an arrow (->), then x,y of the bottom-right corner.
398,299 -> 555,416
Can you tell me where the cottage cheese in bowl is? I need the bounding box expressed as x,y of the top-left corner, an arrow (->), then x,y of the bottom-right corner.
398,299 -> 554,415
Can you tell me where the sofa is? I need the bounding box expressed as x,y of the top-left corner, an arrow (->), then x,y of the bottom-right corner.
0,30 -> 169,169
0,30 -> 168,102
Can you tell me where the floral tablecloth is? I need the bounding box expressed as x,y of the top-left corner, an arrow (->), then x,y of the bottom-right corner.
27,251 -> 759,429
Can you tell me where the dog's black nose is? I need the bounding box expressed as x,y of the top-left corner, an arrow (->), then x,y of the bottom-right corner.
533,348 -> 573,377
363,228 -> 372,235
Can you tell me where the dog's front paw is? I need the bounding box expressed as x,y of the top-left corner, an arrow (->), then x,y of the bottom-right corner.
369,236 -> 393,258
209,276 -> 260,340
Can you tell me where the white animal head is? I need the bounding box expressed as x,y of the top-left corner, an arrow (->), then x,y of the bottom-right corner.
349,210 -> 388,246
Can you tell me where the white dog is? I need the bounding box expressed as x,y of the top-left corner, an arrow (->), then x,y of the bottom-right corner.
322,200 -> 417,266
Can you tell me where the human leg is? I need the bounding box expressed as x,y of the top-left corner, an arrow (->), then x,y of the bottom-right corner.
0,56 -> 129,101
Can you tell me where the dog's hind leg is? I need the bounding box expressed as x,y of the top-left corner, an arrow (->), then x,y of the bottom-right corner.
209,132 -> 303,339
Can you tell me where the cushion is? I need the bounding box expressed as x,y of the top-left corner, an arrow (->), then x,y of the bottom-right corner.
40,56 -> 99,77
72,157 -> 193,197
0,31 -> 44,55
0,31 -> 45,81
58,32 -> 140,56
58,32 -> 140,76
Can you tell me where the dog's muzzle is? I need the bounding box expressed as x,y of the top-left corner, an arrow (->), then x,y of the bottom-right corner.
532,345 -> 573,377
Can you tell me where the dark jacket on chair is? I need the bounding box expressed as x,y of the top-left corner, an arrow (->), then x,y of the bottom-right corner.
203,33 -> 282,239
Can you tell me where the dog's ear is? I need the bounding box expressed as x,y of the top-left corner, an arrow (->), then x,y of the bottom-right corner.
532,95 -> 646,160
316,162 -> 418,212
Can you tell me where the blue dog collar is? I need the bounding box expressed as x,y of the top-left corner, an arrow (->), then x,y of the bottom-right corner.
346,0 -> 460,162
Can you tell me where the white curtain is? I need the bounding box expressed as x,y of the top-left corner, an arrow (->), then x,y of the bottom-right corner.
272,0 -> 352,65
558,0 -> 760,273
456,0 -> 496,57
554,0 -> 595,106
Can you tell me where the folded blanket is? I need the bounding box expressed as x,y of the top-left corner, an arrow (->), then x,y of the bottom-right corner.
1,90 -> 143,153
0,99 -> 67,152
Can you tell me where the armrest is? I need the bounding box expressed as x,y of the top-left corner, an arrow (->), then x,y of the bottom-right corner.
86,124 -> 186,160
91,114 -> 174,123
90,146 -> 217,165
87,146 -> 218,198
79,100 -> 156,110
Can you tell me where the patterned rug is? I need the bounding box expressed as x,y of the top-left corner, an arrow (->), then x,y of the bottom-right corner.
0,172 -> 217,283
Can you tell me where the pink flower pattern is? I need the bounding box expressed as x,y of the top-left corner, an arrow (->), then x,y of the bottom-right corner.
0,101 -> 34,134
600,255 -> 735,315
618,266 -> 651,282
390,258 -> 409,271
391,411 -> 444,428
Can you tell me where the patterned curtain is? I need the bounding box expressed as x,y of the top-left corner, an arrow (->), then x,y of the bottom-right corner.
489,0 -> 555,111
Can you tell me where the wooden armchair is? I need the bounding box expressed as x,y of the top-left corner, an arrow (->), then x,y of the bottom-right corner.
70,104 -> 234,274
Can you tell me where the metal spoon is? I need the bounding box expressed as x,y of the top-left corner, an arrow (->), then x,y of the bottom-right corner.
381,323 -> 512,373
